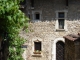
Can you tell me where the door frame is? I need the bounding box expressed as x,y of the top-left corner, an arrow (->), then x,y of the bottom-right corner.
52,38 -> 65,60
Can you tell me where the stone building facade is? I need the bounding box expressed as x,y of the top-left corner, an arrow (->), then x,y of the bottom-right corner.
20,0 -> 80,60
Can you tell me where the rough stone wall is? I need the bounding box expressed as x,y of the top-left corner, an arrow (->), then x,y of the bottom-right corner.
21,0 -> 80,60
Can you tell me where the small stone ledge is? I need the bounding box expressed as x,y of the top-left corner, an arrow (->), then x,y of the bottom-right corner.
32,54 -> 42,57
56,29 -> 66,32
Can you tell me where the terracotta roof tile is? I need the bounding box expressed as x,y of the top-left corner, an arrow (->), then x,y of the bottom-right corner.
63,35 -> 78,41
63,33 -> 80,41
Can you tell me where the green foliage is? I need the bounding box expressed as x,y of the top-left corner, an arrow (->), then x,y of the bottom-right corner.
0,0 -> 29,60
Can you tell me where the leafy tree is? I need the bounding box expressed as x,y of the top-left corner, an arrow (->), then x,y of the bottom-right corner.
0,0 -> 29,60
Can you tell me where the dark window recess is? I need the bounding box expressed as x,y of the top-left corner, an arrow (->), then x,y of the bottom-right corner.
31,0 -> 34,7
58,19 -> 64,29
20,0 -> 26,5
28,14 -> 30,19
34,42 -> 41,51
58,12 -> 64,18
35,13 -> 40,20
66,0 -> 68,6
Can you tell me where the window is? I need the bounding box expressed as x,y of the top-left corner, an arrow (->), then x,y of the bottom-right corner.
32,39 -> 42,57
31,0 -> 34,7
66,0 -> 68,6
58,12 -> 64,18
58,12 -> 65,29
33,42 -> 41,54
55,10 -> 68,31
35,13 -> 40,20
58,19 -> 64,29
34,42 -> 41,51
32,11 -> 42,22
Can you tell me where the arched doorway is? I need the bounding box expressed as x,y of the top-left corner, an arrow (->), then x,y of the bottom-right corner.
56,41 -> 65,60
52,38 -> 65,60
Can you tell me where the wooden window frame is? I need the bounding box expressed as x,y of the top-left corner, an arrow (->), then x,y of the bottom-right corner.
55,10 -> 68,31
58,12 -> 65,29
33,42 -> 41,54
32,38 -> 42,57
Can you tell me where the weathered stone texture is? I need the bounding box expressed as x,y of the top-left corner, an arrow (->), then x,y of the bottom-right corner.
21,0 -> 80,60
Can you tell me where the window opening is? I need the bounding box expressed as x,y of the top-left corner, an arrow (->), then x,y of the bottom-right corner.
34,42 -> 41,51
35,13 -> 40,20
58,12 -> 65,29
31,0 -> 34,7
66,0 -> 68,6
58,19 -> 64,29
58,12 -> 64,18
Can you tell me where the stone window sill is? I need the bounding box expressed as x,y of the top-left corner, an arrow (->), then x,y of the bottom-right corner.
32,20 -> 41,23
31,7 -> 34,9
32,54 -> 42,57
33,52 -> 41,54
56,29 -> 66,31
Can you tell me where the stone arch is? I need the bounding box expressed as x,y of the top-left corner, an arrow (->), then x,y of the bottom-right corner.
52,38 -> 65,60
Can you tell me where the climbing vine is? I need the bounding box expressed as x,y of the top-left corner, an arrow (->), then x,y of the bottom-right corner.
0,0 -> 29,60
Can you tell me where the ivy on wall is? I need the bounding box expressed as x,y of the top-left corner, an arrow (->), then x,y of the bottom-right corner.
0,0 -> 29,60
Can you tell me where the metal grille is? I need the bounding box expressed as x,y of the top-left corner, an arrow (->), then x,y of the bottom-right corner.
56,41 -> 64,60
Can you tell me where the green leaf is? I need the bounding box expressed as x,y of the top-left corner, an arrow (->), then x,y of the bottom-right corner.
7,16 -> 12,21
0,0 -> 29,60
